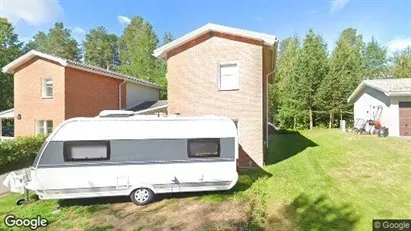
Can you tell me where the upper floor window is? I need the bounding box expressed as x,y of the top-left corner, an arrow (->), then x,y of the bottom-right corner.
218,62 -> 239,91
36,120 -> 53,135
42,77 -> 53,98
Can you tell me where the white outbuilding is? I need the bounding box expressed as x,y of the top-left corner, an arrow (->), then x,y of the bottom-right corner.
348,78 -> 411,137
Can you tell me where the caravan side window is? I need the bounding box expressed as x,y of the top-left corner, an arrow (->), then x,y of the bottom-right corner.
64,141 -> 110,161
187,139 -> 220,158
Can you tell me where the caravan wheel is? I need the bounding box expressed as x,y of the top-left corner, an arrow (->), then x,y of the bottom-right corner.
130,188 -> 155,205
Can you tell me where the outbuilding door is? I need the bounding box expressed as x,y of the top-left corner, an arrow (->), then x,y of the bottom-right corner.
399,102 -> 411,136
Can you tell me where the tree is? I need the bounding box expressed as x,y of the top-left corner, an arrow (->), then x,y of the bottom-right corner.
294,29 -> 329,129
118,16 -> 159,82
118,16 -> 170,99
23,32 -> 47,53
24,22 -> 81,61
390,47 -> 411,78
272,36 -> 304,129
161,31 -> 174,46
362,37 -> 388,79
317,28 -> 364,128
0,18 -> 22,111
83,26 -> 119,70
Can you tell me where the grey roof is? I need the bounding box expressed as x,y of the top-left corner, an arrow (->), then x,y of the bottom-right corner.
348,78 -> 411,102
128,100 -> 168,112
2,50 -> 162,90
65,59 -> 162,89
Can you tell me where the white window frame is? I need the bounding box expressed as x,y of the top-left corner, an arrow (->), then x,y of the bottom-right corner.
36,120 -> 53,135
42,77 -> 53,98
217,61 -> 239,91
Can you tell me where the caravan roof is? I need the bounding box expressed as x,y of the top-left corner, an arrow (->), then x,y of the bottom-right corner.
49,115 -> 237,141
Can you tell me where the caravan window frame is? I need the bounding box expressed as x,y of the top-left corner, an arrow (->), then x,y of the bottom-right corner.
63,140 -> 111,162
187,138 -> 221,158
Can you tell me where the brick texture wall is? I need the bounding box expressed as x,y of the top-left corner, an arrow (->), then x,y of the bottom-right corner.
64,67 -> 126,118
13,58 -> 65,136
167,36 -> 265,166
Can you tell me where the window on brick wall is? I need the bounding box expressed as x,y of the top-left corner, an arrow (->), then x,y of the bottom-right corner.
36,120 -> 53,135
42,77 -> 53,98
218,62 -> 239,91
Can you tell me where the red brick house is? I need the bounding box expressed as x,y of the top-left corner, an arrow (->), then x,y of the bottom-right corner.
1,50 -> 162,137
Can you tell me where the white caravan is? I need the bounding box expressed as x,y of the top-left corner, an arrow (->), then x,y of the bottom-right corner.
23,112 -> 239,205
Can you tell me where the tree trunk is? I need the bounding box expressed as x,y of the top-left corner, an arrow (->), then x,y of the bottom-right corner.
329,112 -> 334,129
309,106 -> 313,130
293,116 -> 296,130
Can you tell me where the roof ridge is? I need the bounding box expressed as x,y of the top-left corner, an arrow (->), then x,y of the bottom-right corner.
3,50 -> 162,89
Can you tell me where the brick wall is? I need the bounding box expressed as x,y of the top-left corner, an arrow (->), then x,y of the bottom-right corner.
64,67 -> 126,118
167,36 -> 265,166
13,58 -> 65,136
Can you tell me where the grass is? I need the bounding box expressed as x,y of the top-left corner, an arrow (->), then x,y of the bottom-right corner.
0,129 -> 410,230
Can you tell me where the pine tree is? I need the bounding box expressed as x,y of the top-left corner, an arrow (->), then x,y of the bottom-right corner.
363,37 -> 388,79
273,36 -> 304,128
83,26 -> 119,70
24,22 -> 81,61
118,16 -> 159,82
294,29 -> 329,129
317,28 -> 364,128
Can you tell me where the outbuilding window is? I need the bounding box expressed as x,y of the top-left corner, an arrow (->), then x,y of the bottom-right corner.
64,141 -> 110,161
42,77 -> 53,98
187,139 -> 220,158
218,62 -> 239,91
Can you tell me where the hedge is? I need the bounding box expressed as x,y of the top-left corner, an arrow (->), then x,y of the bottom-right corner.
0,135 -> 47,174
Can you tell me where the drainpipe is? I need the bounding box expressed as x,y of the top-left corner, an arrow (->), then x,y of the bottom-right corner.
265,69 -> 276,148
118,80 -> 126,110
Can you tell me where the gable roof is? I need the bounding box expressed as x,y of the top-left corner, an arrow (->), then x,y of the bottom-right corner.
154,23 -> 278,59
2,50 -> 162,90
348,78 -> 411,103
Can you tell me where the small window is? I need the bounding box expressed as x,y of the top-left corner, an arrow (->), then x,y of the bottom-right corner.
218,62 -> 239,90
64,141 -> 110,161
187,139 -> 220,158
42,77 -> 53,98
36,120 -> 53,135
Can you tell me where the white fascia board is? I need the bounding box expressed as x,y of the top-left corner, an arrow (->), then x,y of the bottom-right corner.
2,50 -> 67,74
153,23 -> 277,59
134,105 -> 168,114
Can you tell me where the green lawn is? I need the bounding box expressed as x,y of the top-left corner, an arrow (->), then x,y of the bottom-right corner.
1,129 -> 410,230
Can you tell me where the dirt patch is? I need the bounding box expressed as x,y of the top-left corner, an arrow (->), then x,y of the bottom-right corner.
265,203 -> 298,231
90,199 -> 248,230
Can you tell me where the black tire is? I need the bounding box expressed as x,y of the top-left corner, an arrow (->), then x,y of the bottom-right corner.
130,188 -> 155,205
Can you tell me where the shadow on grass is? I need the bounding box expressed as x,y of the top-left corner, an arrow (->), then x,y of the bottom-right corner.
58,167 -> 272,206
265,193 -> 359,230
265,130 -> 318,165
157,167 -> 272,202
59,196 -> 130,207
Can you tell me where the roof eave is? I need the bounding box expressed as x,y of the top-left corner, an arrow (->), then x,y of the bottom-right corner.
153,23 -> 277,59
65,63 -> 162,90
2,50 -> 67,74
388,92 -> 411,97
347,82 -> 365,103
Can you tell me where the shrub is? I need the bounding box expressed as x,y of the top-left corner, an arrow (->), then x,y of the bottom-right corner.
0,135 -> 47,174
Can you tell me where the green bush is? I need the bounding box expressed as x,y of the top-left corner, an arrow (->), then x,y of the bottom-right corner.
0,135 -> 47,174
